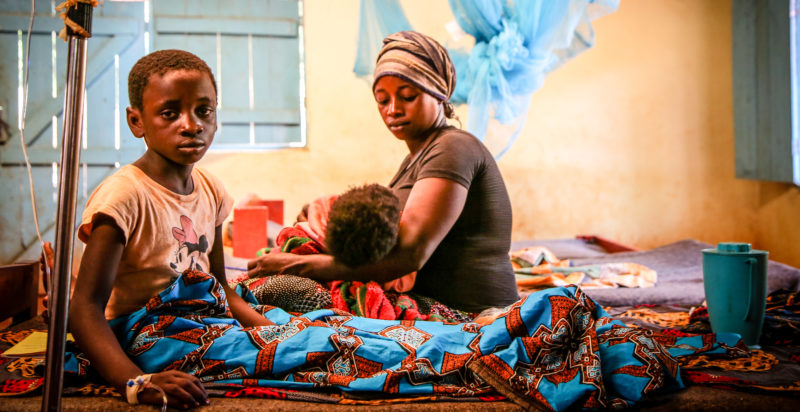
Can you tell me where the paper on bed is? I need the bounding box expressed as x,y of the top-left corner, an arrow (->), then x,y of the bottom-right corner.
2,331 -> 73,358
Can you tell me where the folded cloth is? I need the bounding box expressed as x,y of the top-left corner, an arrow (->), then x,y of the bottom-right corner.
299,194 -> 337,249
511,246 -> 657,291
762,289 -> 800,345
233,272 -> 472,322
242,274 -> 331,314
329,280 -> 396,320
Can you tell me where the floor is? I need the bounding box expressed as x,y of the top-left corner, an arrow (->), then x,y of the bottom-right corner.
2,386 -> 799,411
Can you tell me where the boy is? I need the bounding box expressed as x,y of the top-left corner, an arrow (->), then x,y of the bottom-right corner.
68,49 -> 270,410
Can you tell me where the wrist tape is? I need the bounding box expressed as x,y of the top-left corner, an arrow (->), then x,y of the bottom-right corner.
126,373 -> 168,411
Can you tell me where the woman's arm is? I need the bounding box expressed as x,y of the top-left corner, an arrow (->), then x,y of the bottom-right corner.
247,177 -> 467,283
69,216 -> 208,409
208,225 -> 273,326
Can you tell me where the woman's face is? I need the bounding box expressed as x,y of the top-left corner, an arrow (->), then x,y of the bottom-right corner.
373,76 -> 442,142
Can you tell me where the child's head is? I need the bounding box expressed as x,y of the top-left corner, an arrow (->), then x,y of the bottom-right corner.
128,49 -> 217,110
326,184 -> 401,268
125,50 -> 218,166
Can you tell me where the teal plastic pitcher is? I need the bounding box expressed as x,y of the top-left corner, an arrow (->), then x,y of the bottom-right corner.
702,242 -> 768,347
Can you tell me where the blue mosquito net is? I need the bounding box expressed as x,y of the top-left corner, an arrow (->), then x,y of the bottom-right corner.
353,0 -> 619,158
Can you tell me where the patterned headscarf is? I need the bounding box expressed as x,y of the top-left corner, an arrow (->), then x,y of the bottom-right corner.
373,31 -> 457,119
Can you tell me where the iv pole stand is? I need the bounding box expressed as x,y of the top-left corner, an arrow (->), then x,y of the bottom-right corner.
42,2 -> 93,411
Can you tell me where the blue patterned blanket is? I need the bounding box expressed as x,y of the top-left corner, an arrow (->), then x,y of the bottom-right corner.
65,270 -> 747,411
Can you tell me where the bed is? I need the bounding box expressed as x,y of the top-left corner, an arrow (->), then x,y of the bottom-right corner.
1,237 -> 799,411
510,237 -> 800,306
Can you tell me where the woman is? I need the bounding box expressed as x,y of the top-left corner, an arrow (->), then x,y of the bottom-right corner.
247,31 -> 519,313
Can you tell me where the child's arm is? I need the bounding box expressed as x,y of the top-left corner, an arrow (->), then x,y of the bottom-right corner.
208,225 -> 273,326
69,216 -> 209,409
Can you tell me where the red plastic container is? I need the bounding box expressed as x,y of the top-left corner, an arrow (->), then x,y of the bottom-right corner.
232,206 -> 269,259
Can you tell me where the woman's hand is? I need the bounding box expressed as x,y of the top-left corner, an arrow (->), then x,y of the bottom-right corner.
140,370 -> 208,409
246,252 -> 340,281
246,252 -> 295,278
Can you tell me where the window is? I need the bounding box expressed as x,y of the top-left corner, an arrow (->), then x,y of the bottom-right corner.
0,0 -> 305,263
733,0 -> 799,185
151,0 -> 307,150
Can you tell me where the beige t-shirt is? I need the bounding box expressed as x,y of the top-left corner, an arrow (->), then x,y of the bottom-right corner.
78,164 -> 233,319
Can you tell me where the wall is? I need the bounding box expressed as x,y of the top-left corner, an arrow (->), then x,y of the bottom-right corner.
754,183 -> 800,266
201,0 -> 800,267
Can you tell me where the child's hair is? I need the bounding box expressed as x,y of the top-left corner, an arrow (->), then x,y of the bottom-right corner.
127,49 -> 217,110
326,184 -> 401,268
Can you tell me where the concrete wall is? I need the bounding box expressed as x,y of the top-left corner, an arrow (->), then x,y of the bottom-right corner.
200,0 -> 800,267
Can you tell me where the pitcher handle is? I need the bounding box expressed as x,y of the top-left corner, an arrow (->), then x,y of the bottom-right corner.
744,257 -> 757,321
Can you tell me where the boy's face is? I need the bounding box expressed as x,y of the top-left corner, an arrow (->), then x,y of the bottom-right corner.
126,69 -> 217,166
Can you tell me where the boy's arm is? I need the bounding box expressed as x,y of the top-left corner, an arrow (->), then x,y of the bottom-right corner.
70,216 -> 208,409
208,225 -> 273,326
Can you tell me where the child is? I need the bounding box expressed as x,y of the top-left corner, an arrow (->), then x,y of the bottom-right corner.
325,183 -> 417,292
325,183 -> 402,269
240,184 -> 411,311
270,183 -> 403,268
68,49 -> 271,410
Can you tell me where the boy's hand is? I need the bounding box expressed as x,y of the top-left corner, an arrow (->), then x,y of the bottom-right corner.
41,241 -> 54,275
40,242 -> 54,324
140,370 -> 208,409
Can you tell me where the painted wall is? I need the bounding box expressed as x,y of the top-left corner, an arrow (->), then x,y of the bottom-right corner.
201,0 -> 800,267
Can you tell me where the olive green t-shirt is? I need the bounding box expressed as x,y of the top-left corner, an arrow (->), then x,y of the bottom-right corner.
388,127 -> 519,312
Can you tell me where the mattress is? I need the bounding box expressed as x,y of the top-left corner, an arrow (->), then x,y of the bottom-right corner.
512,238 -> 800,307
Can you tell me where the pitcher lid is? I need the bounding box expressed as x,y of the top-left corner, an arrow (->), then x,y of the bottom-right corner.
702,242 -> 768,255
717,242 -> 751,253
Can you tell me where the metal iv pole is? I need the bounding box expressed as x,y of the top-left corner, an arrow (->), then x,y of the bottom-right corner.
42,1 -> 94,411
